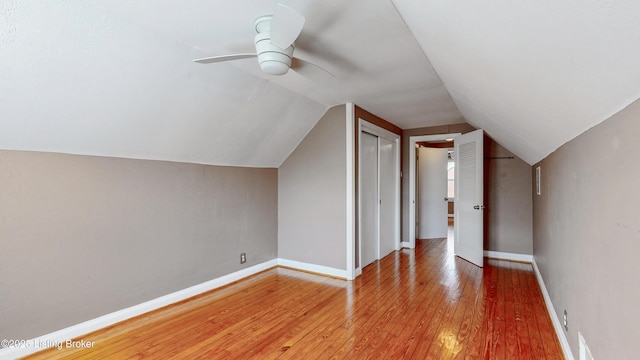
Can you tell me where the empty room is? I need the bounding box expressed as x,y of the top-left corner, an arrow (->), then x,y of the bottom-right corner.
1,1 -> 639,359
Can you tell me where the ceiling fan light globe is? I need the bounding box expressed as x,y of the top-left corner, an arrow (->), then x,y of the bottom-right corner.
259,60 -> 290,75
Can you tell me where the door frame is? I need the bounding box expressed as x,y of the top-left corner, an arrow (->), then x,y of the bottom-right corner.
408,133 -> 461,249
357,118 -> 401,275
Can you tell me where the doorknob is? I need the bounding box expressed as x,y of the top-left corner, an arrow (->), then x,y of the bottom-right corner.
444,197 -> 449,202
473,205 -> 485,210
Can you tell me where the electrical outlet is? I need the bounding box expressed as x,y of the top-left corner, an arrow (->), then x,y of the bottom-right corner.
240,253 -> 247,264
563,309 -> 568,331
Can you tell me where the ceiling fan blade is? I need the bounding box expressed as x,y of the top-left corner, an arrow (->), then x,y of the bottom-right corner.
270,3 -> 305,49
291,57 -> 334,81
193,53 -> 257,64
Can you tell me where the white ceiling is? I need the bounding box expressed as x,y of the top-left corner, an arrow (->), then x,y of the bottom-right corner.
392,0 -> 640,164
0,0 -> 461,167
2,1 -> 638,167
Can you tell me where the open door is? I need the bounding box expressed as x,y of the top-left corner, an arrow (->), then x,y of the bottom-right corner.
454,129 -> 484,267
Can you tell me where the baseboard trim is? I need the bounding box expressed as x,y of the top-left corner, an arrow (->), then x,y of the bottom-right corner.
401,241 -> 412,249
484,250 -> 533,263
0,259 -> 278,359
532,258 -> 574,360
277,258 -> 347,279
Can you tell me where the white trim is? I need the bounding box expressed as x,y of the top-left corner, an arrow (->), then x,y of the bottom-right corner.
483,250 -> 533,263
360,120 -> 398,142
401,241 -> 411,248
356,117 -> 364,276
0,259 -> 278,359
532,258 -> 575,360
394,130 -> 401,252
409,133 -> 461,249
346,103 -> 356,280
278,258 -> 347,279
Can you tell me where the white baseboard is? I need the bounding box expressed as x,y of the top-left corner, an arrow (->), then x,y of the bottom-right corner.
401,241 -> 412,248
484,250 -> 533,263
532,258 -> 574,360
0,259 -> 278,359
277,258 -> 347,279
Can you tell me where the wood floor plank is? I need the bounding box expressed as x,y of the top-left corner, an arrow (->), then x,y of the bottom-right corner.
326,263 -> 412,358
369,251 -> 443,359
522,264 -> 564,359
408,257 -> 467,359
23,233 -> 565,360
278,255 -> 401,360
439,260 -> 478,359
517,264 -> 547,360
459,265 -> 489,359
386,267 -> 448,357
481,259 -> 502,360
511,262 -> 532,360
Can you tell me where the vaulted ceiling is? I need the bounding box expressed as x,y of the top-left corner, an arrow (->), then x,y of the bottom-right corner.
2,1 -> 638,167
392,0 -> 640,164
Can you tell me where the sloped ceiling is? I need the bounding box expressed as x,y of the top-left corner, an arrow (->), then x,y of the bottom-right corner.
392,0 -> 640,164
4,1 -> 636,168
0,0 -> 463,168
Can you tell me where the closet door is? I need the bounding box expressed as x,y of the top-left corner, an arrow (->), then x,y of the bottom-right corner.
378,136 -> 396,259
360,132 -> 379,268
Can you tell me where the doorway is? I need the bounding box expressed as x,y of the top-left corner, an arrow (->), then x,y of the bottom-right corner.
408,133 -> 460,249
408,130 -> 486,267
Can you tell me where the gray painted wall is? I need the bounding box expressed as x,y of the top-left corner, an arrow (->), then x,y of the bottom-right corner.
278,105 -> 347,271
0,151 -> 278,340
486,139 -> 533,254
533,98 -> 640,359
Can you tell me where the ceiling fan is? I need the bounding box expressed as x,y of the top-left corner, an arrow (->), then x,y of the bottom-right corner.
194,3 -> 333,79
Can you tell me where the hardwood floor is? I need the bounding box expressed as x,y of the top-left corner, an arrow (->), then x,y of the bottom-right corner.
24,238 -> 564,359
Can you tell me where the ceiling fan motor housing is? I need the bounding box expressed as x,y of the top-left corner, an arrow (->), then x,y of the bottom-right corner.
254,16 -> 293,75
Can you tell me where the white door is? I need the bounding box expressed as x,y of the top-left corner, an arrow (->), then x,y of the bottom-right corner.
417,147 -> 448,239
379,137 -> 396,258
454,129 -> 484,267
361,132 -> 379,268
